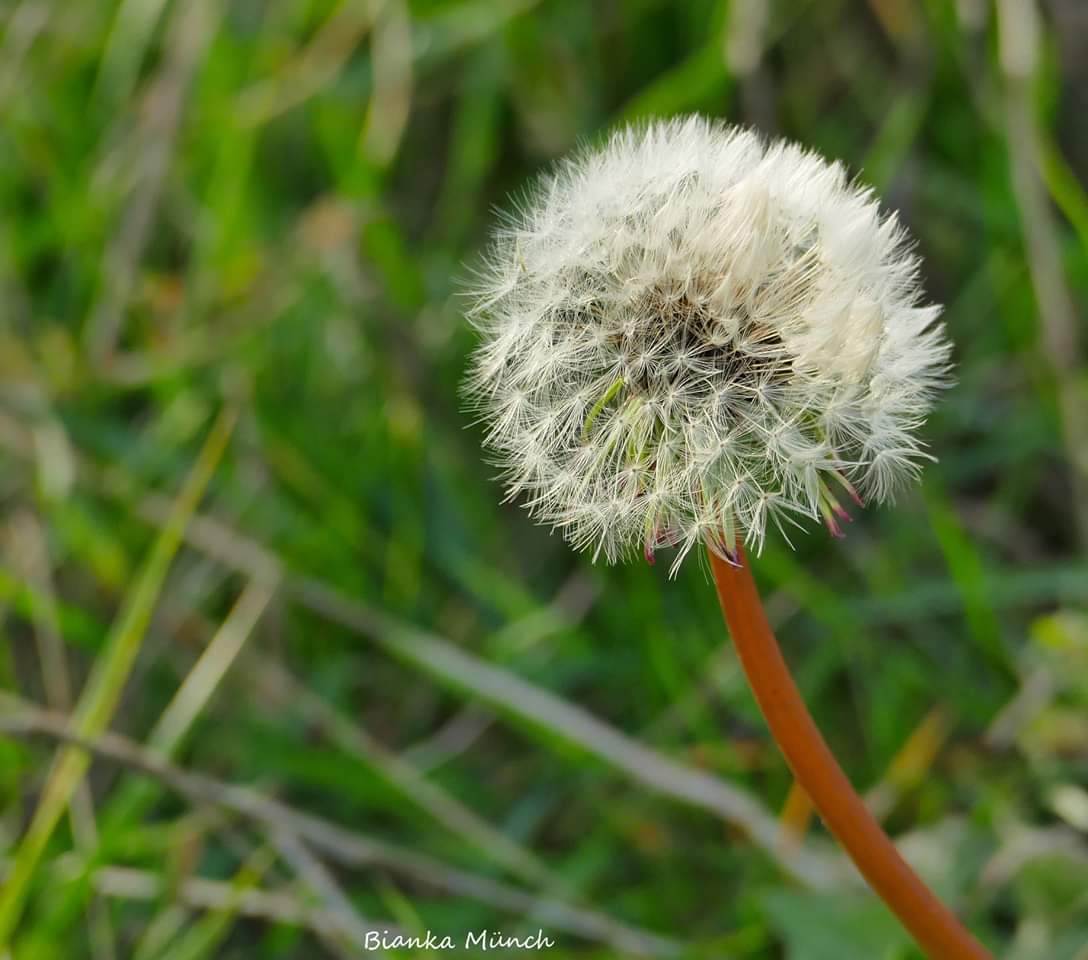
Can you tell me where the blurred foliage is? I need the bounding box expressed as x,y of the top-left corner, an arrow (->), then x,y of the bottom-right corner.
0,0 -> 1087,957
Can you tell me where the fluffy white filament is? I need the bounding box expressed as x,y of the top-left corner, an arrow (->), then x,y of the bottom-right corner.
465,116 -> 950,573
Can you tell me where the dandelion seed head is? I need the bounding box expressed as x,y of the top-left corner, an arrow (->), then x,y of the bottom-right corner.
464,116 -> 951,571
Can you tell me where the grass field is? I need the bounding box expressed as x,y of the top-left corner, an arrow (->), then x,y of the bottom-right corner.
1,1 -> 1087,957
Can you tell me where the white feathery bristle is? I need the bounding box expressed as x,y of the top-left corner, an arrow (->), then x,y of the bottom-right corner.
464,116 -> 951,573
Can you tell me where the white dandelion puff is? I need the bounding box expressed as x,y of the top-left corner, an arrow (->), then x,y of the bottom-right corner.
464,116 -> 951,572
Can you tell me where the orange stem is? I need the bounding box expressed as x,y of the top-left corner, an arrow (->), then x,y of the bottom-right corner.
708,545 -> 992,960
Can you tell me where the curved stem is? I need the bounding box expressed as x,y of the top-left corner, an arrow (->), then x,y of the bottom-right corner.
708,545 -> 992,960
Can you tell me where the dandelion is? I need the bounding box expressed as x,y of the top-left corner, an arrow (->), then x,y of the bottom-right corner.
465,116 -> 950,575
465,116 -> 992,960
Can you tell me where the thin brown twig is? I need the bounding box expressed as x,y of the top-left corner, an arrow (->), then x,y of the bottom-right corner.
255,660 -> 562,892
289,572 -> 844,888
0,855 -> 397,943
0,693 -> 679,957
267,829 -> 381,957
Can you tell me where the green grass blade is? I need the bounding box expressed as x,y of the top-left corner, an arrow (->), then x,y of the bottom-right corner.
0,407 -> 236,946
154,847 -> 275,960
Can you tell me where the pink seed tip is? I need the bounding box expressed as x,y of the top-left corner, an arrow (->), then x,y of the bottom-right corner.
644,542 -> 656,566
824,516 -> 845,539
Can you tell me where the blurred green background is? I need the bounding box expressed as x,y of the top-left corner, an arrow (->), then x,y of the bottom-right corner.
1,0 -> 1087,957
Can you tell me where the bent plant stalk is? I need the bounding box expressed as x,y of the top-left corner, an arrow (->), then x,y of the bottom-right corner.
708,544 -> 992,960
